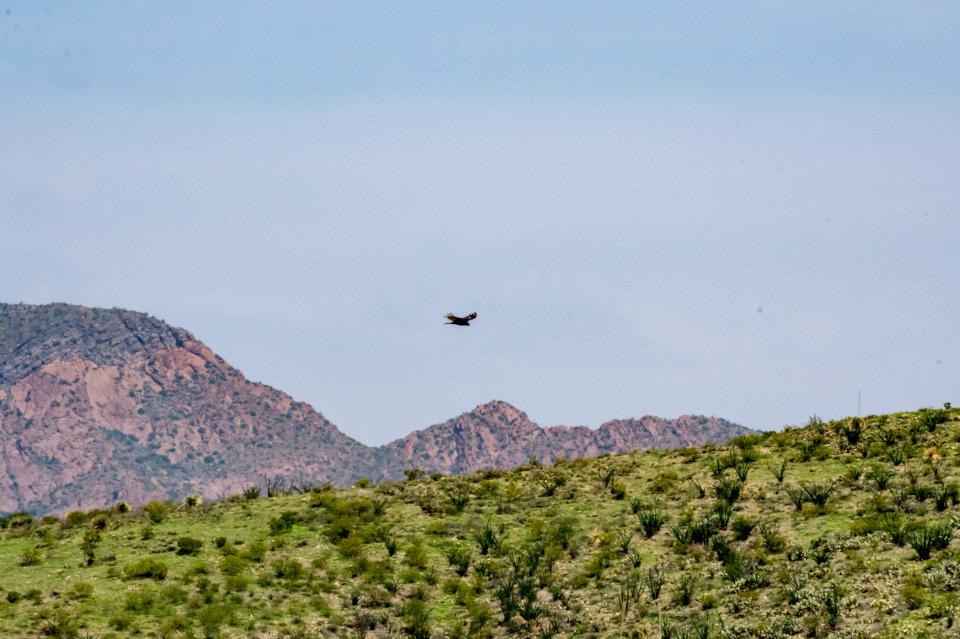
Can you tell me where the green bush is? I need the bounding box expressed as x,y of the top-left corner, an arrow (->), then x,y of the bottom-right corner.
19,547 -> 42,566
446,543 -> 472,576
731,515 -> 757,541
176,536 -> 203,555
123,557 -> 168,580
142,501 -> 169,524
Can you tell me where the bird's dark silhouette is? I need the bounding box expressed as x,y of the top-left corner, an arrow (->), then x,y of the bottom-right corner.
445,312 -> 477,326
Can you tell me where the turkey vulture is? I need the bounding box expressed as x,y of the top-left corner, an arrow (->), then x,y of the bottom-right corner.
445,312 -> 477,326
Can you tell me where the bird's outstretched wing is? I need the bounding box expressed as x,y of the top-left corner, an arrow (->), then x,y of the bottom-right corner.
445,313 -> 462,322
463,312 -> 477,321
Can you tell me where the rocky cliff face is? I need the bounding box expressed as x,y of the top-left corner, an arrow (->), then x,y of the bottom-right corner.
0,304 -> 381,514
0,303 -> 753,514
383,400 -> 753,474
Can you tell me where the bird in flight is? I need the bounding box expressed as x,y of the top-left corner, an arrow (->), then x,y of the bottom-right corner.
445,312 -> 477,326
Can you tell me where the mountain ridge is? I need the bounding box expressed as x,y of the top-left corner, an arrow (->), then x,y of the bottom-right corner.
0,303 -> 753,514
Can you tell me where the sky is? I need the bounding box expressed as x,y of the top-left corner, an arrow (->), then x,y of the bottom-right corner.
1,2 -> 958,445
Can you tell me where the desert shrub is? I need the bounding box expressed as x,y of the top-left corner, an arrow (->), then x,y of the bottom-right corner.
125,587 -> 157,613
272,557 -> 305,579
142,500 -> 169,523
108,611 -> 135,632
810,543 -> 832,566
124,557 -> 168,580
404,540 -> 429,570
610,479 -> 627,500
615,529 -> 634,554
269,510 -> 299,535
918,409 -> 950,432
758,522 -> 787,553
404,468 -> 425,481
19,547 -> 42,566
63,511 -> 88,529
241,540 -> 266,562
731,515 -> 757,541
242,486 -> 261,500
652,470 -> 681,493
225,574 -> 250,593
80,528 -> 100,566
402,597 -> 432,639
69,582 -> 94,599
176,536 -> 203,555
221,555 -> 249,576
197,603 -> 233,638
446,544 -> 472,577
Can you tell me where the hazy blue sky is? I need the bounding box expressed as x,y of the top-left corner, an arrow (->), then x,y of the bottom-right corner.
1,2 -> 958,444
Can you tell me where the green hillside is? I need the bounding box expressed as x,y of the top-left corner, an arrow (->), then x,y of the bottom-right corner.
1,406 -> 957,638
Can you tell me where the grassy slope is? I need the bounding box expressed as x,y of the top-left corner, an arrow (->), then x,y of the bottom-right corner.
0,406 -> 958,638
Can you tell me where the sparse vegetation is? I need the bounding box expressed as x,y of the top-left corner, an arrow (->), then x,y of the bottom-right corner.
0,405 -> 956,637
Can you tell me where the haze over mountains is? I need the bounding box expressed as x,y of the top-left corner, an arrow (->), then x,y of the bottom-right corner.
0,303 -> 752,514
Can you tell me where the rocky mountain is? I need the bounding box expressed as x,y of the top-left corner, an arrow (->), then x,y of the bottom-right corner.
0,303 -> 753,514
384,400 -> 752,474
0,303 -> 382,515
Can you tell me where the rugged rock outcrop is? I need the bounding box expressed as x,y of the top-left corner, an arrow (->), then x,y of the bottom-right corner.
0,303 -> 753,514
0,303 -> 381,514
383,400 -> 752,474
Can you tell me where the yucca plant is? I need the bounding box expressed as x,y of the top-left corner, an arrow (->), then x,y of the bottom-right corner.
784,485 -> 806,511
733,459 -> 752,482
800,480 -> 836,508
888,447 -> 906,466
645,564 -> 666,600
731,515 -> 757,541
689,517 -> 720,545
638,509 -> 668,538
867,465 -> 894,491
690,478 -> 706,499
771,459 -> 788,484
713,477 -> 743,504
616,529 -> 634,554
712,501 -> 733,529
673,571 -> 699,607
474,522 -> 500,555
910,522 -> 953,560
